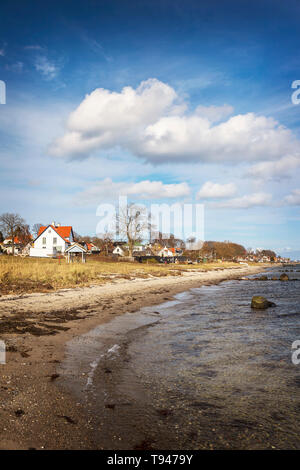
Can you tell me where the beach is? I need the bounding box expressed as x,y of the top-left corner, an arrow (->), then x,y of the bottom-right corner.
0,264 -> 280,449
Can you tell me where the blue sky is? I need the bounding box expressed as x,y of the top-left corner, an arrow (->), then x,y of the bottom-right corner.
0,0 -> 300,258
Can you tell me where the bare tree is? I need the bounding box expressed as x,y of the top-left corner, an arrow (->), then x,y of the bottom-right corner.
117,203 -> 151,257
32,223 -> 44,237
0,213 -> 26,255
95,230 -> 114,256
16,224 -> 32,245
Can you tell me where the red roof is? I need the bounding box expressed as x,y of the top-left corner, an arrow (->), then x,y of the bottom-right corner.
37,225 -> 73,243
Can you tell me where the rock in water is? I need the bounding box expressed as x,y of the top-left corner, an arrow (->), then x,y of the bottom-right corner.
251,296 -> 276,309
280,273 -> 289,281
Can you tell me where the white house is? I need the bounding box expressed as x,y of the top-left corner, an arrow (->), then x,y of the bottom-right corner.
85,242 -> 100,253
113,245 -> 126,256
132,244 -> 144,252
157,246 -> 175,257
30,223 -> 74,258
2,236 -> 22,255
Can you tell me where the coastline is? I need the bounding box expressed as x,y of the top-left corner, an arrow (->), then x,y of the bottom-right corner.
0,264 -> 267,449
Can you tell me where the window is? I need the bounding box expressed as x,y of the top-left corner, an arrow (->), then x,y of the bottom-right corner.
53,238 -> 57,245
42,237 -> 46,244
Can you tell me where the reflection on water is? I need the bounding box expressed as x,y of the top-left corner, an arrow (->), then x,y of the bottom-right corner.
61,266 -> 300,450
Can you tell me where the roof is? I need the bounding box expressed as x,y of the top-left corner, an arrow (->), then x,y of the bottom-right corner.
65,242 -> 87,253
3,236 -> 21,244
37,225 -> 73,243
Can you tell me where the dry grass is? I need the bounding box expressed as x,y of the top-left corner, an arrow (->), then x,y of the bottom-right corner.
0,255 -> 247,294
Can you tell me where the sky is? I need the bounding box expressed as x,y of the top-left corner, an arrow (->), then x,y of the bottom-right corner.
0,0 -> 300,258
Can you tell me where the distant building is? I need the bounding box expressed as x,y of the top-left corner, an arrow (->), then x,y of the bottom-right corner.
113,245 -> 126,256
2,236 -> 22,255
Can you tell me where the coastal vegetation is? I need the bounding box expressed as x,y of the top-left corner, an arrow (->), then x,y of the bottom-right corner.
0,255 -> 240,294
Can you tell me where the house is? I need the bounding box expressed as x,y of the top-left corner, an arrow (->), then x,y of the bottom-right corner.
113,245 -> 126,256
86,242 -> 100,254
133,247 -> 154,257
157,246 -> 176,257
30,223 -> 74,258
132,243 -> 144,252
2,236 -> 23,255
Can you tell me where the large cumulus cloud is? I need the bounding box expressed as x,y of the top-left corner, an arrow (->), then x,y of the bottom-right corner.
50,78 -> 300,164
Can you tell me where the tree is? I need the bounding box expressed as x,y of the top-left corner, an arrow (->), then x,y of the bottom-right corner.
32,223 -> 44,237
73,231 -> 83,243
117,203 -> 151,257
94,231 -> 114,256
16,224 -> 32,245
0,213 -> 26,255
199,241 -> 246,261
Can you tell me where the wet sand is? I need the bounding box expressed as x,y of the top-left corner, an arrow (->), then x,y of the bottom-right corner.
0,265 -> 265,449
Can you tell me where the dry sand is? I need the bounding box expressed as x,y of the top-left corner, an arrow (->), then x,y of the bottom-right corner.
0,265 -> 266,449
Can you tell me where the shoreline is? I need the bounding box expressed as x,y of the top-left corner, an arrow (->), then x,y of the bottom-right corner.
0,265 -> 267,449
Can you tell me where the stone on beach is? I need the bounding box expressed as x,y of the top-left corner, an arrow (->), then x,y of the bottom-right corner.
251,296 -> 276,309
279,273 -> 289,281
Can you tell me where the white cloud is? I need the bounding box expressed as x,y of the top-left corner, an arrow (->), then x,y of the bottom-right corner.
212,192 -> 272,209
76,178 -> 190,204
50,78 -> 300,164
0,48 -> 5,57
50,78 -> 181,158
194,104 -> 234,123
197,181 -> 237,199
34,56 -> 58,79
246,155 -> 300,179
284,189 -> 300,206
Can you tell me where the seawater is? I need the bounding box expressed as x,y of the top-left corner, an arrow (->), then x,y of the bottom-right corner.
61,266 -> 300,450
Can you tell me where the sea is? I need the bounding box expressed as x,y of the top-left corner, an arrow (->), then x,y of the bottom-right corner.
60,265 -> 300,450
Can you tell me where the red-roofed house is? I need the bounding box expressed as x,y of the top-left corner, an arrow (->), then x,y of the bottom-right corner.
157,246 -> 175,257
3,236 -> 21,245
30,222 -> 74,257
2,236 -> 23,254
86,242 -> 100,253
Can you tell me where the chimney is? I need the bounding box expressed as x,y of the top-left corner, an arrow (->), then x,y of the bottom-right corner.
51,221 -> 55,227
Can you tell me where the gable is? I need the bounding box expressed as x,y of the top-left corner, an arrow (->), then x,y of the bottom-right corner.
35,225 -> 68,244
36,225 -> 73,243
65,243 -> 87,253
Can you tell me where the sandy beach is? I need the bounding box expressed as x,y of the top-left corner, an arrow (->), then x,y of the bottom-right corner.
0,265 -> 266,449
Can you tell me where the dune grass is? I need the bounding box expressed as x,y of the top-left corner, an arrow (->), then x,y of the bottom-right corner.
0,255 -> 243,294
